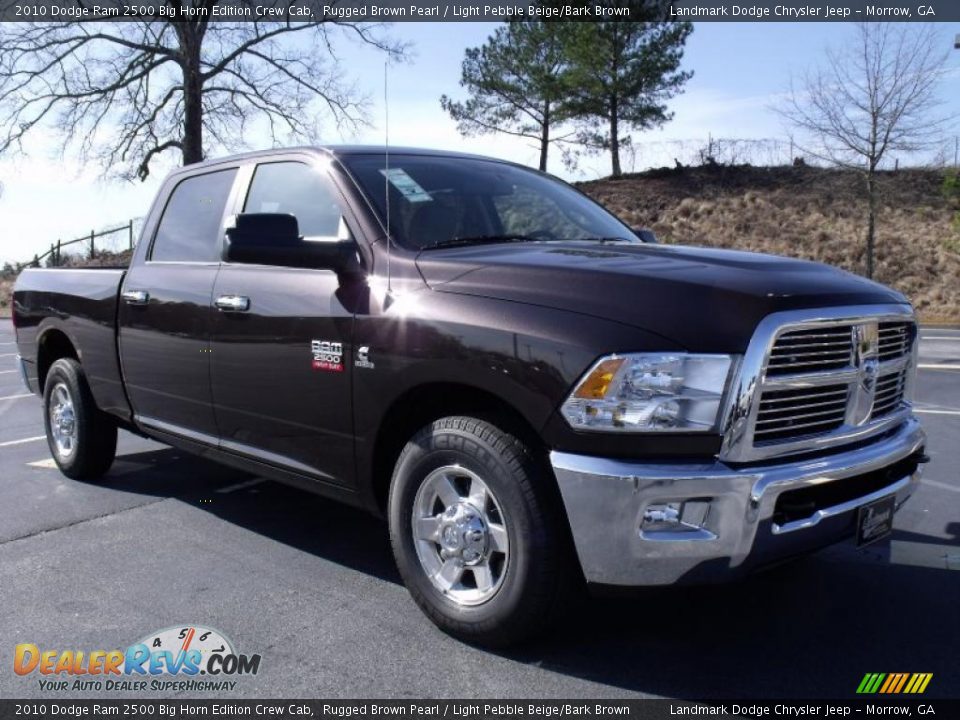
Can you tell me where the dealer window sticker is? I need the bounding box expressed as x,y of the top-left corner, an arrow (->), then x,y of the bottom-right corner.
379,168 -> 433,203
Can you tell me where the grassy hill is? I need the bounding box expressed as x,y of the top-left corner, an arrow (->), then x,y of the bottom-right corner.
578,164 -> 960,324
2,164 -> 958,323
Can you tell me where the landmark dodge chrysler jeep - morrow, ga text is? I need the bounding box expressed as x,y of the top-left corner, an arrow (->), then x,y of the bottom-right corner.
13,147 -> 926,645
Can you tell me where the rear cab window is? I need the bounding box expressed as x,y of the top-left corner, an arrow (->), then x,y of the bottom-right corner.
150,168 -> 238,262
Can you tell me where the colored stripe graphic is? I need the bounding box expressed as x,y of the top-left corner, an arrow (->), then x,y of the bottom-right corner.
859,673 -> 932,694
888,673 -> 908,693
857,673 -> 886,695
893,674 -> 909,694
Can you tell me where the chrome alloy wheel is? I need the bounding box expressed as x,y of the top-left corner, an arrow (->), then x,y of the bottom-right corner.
412,465 -> 510,606
49,382 -> 77,460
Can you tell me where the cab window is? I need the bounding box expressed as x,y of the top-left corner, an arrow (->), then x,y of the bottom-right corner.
151,168 -> 238,262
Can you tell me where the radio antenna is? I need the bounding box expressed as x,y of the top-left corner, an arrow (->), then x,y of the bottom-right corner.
384,60 -> 393,298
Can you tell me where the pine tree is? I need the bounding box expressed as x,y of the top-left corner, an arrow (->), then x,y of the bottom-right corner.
441,21 -> 579,171
566,3 -> 693,177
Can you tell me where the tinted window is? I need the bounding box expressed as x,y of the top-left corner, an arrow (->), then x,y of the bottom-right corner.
341,155 -> 634,250
244,161 -> 344,239
151,169 -> 237,262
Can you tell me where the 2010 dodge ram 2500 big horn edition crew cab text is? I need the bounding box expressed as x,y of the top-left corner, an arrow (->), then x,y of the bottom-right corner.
13,147 -> 927,646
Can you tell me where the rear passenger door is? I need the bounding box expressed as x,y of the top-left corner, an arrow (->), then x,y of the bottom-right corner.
209,158 -> 358,486
119,166 -> 239,444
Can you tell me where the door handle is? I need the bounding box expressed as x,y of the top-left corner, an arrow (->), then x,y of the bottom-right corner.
215,295 -> 250,312
122,290 -> 149,305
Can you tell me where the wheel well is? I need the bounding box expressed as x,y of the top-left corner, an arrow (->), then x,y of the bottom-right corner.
370,383 -> 548,513
37,330 -> 78,393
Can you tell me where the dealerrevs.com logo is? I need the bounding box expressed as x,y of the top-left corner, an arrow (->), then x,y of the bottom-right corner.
14,625 -> 262,693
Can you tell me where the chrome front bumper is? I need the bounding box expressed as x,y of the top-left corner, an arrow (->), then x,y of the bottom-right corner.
551,417 -> 926,587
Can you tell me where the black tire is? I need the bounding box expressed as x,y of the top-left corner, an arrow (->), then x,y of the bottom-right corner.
388,416 -> 574,647
43,358 -> 117,480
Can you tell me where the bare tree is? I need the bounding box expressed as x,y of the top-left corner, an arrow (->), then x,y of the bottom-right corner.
0,13 -> 405,181
779,23 -> 950,279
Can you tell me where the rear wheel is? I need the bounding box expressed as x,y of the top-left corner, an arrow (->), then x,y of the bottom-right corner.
43,358 -> 117,480
388,416 -> 574,647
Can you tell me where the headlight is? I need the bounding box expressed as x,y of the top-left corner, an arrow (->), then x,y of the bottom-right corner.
561,353 -> 736,433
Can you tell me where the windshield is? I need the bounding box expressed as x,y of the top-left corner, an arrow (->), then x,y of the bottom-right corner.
340,154 -> 637,251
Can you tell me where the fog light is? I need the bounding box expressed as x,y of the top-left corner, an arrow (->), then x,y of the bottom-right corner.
643,503 -> 682,526
640,500 -> 716,540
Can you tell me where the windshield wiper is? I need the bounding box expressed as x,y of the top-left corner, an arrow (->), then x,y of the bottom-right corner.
420,234 -> 541,250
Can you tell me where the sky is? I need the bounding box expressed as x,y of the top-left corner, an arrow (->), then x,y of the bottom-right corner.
1,21 -> 959,264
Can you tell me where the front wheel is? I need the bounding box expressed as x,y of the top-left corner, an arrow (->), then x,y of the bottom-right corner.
43,358 -> 117,480
388,416 -> 574,647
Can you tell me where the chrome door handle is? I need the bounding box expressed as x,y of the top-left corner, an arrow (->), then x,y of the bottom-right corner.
215,295 -> 250,312
122,290 -> 149,305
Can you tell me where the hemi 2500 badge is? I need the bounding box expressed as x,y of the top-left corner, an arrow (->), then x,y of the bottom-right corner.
311,340 -> 343,372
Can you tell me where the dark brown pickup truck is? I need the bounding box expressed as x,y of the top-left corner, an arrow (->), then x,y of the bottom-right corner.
13,146 -> 927,646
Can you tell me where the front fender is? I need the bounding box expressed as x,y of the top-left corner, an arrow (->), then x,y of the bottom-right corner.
350,290 -> 684,508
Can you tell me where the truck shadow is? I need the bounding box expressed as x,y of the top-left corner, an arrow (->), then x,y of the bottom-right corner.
102,446 -> 401,584
509,557 -> 959,699
105,446 -> 959,699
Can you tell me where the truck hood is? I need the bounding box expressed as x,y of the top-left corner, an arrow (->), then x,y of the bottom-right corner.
416,242 -> 907,352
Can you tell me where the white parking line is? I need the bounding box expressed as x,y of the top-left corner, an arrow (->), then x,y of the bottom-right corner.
914,408 -> 960,416
918,364 -> 960,371
0,435 -> 45,448
890,540 -> 960,571
27,458 -> 58,469
0,393 -> 33,401
921,337 -> 960,341
0,370 -> 18,374
920,478 -> 960,494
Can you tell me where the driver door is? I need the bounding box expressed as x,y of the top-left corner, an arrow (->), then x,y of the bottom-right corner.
209,158 -> 359,487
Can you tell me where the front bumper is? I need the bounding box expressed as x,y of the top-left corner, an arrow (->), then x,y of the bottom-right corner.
551,417 -> 926,586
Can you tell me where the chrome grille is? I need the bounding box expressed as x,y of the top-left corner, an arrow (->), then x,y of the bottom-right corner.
766,325 -> 852,376
755,385 -> 849,444
878,322 -> 913,362
872,367 -> 908,419
719,305 -> 919,464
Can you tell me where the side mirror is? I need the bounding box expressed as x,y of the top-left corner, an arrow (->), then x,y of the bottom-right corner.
225,213 -> 360,273
632,227 -> 658,244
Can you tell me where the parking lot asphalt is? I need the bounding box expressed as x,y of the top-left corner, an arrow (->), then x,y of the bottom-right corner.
0,322 -> 957,700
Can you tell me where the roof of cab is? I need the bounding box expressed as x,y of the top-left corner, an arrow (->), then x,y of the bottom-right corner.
169,145 -> 505,174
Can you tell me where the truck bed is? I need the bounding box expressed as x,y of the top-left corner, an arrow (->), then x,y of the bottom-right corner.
13,267 -> 130,420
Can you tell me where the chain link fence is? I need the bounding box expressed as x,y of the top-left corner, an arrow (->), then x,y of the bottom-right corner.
620,137 -> 799,172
